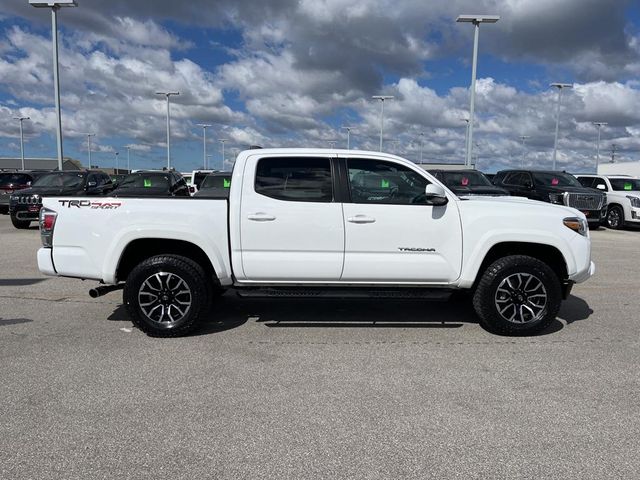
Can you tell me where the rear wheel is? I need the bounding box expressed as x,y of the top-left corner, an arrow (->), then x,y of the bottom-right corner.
606,205 -> 624,230
10,214 -> 30,229
123,255 -> 212,337
473,255 -> 561,335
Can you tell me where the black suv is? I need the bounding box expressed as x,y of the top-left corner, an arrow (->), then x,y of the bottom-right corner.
492,170 -> 607,226
110,170 -> 190,197
9,170 -> 114,229
428,169 -> 509,196
0,171 -> 50,214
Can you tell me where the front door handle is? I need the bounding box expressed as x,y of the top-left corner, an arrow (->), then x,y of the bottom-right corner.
248,212 -> 276,222
347,215 -> 376,224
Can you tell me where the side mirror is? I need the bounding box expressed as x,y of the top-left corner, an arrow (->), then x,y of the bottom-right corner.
87,181 -> 97,188
425,184 -> 448,206
596,184 -> 606,191
26,181 -> 32,187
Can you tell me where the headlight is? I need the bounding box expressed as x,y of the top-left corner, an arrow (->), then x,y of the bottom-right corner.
549,193 -> 564,204
627,196 -> 640,208
563,217 -> 588,236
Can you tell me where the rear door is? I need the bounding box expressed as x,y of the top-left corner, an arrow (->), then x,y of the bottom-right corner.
238,155 -> 345,281
340,157 -> 462,283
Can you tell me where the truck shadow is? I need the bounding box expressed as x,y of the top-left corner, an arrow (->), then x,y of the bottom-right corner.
107,292 -> 593,337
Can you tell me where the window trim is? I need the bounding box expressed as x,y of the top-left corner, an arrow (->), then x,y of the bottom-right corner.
253,156 -> 335,203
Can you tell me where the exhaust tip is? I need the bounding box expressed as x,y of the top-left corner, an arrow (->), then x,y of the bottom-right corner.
89,289 -> 99,298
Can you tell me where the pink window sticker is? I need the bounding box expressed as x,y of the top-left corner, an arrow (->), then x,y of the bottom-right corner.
551,178 -> 559,186
461,177 -> 469,186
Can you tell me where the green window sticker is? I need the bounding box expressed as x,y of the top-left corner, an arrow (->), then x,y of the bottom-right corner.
143,179 -> 152,187
223,178 -> 231,188
624,182 -> 633,191
381,179 -> 390,188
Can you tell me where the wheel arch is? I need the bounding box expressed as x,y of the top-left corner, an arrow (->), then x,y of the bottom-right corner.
116,238 -> 219,286
472,242 -> 568,288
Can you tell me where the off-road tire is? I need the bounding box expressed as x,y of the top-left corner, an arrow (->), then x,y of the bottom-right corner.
472,255 -> 561,336
10,214 -> 31,229
123,254 -> 212,337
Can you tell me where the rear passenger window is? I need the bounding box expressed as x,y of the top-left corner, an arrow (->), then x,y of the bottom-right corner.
255,157 -> 333,202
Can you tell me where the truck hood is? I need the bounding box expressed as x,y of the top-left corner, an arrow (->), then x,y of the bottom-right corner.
449,185 -> 509,196
459,194 -> 581,217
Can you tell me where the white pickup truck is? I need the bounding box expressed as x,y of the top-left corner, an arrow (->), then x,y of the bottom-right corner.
37,149 -> 595,337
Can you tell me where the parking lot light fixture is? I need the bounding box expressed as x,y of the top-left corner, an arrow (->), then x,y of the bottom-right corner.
85,133 -> 94,166
30,1 -> 78,171
593,122 -> 608,173
372,95 -> 394,151
520,135 -> 530,168
156,92 -> 180,170
13,116 -> 30,170
218,139 -> 227,169
341,126 -> 353,150
196,124 -> 212,169
456,14 -> 500,168
550,83 -> 573,170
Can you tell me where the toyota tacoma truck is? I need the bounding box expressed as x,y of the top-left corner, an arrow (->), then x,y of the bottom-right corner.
36,149 -> 595,337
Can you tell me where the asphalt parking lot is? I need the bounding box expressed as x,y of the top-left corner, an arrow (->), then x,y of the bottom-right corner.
1,215 -> 639,480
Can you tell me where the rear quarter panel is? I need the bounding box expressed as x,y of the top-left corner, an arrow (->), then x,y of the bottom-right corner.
44,197 -> 232,285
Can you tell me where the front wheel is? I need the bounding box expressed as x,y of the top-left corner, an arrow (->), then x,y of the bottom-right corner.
123,255 -> 212,337
606,205 -> 624,230
472,255 -> 561,336
10,214 -> 31,229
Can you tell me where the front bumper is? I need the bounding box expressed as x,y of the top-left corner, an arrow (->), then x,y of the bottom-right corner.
581,207 -> 607,225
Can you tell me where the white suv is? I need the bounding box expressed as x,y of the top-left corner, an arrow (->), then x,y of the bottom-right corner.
576,175 -> 640,229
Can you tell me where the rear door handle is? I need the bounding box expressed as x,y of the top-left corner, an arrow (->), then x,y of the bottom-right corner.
347,215 -> 376,224
248,212 -> 276,222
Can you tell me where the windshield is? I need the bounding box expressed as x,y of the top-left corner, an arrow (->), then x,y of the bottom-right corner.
532,172 -> 582,187
117,173 -> 170,190
609,178 -> 640,191
441,171 -> 492,187
0,173 -> 31,187
33,172 -> 86,188
201,175 -> 231,189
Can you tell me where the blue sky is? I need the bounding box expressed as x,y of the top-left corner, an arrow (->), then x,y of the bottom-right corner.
1,0 -> 639,173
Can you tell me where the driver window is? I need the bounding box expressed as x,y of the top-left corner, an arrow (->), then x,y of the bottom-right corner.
346,158 -> 429,205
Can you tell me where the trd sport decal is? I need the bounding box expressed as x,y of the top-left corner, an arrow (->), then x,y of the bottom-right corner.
58,200 -> 122,209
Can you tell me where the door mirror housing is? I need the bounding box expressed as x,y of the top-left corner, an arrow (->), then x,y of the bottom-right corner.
425,183 -> 448,206
596,184 -> 606,191
87,181 -> 98,188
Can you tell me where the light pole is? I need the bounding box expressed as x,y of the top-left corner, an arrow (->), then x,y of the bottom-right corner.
124,146 -> 131,172
30,1 -> 77,171
197,124 -> 212,169
13,116 -> 30,170
207,154 -> 214,170
550,83 -> 573,170
593,122 -> 608,173
218,139 -> 227,169
419,132 -> 425,163
156,91 -> 180,169
85,133 -> 94,166
461,118 -> 469,161
372,95 -> 394,151
456,14 -> 500,168
341,126 -> 353,150
328,140 -> 337,149
520,135 -> 530,168
114,151 -> 120,173
390,139 -> 400,154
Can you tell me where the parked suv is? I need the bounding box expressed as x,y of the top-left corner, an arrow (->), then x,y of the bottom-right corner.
428,169 -> 509,196
111,171 -> 190,197
493,170 -> 607,227
576,175 -> 640,229
194,172 -> 232,198
9,170 -> 113,229
0,171 -> 49,214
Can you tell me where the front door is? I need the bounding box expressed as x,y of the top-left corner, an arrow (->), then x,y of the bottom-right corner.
239,155 -> 345,281
340,157 -> 462,283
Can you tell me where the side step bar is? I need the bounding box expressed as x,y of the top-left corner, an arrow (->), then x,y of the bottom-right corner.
236,287 -> 453,301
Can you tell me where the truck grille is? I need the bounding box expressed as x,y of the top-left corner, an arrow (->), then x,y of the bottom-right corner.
13,195 -> 41,205
564,193 -> 604,210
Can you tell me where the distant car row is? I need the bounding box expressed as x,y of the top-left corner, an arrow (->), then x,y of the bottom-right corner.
1,169 -> 232,229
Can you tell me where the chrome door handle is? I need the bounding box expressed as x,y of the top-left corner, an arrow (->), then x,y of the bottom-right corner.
247,213 -> 276,222
347,215 -> 376,224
